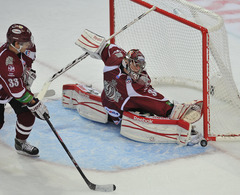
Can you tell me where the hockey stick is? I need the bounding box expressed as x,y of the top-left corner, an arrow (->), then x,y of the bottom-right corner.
34,89 -> 55,98
37,5 -> 156,100
43,113 -> 116,192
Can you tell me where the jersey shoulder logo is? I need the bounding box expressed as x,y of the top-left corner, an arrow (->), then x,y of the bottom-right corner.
5,56 -> 13,66
113,50 -> 123,58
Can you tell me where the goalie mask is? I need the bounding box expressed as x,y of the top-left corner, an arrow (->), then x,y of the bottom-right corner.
122,49 -> 146,81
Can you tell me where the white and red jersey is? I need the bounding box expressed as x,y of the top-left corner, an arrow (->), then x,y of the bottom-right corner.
100,44 -> 173,125
0,43 -> 36,104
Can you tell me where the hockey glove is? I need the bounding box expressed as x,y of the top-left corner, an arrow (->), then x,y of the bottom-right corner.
169,100 -> 203,124
75,29 -> 106,59
27,98 -> 49,120
23,68 -> 36,90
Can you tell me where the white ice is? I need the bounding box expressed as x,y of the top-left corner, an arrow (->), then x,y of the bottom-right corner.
1,0 -> 240,195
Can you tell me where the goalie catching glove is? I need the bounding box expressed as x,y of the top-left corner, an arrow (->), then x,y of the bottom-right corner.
75,29 -> 106,59
27,98 -> 49,120
169,100 -> 203,124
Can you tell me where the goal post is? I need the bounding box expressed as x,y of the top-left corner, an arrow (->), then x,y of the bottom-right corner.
109,0 -> 240,141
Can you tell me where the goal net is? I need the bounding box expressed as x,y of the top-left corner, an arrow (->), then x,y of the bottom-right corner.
109,0 -> 240,141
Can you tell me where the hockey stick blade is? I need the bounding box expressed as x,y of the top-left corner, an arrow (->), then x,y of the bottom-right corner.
95,184 -> 116,192
43,113 -> 116,192
89,183 -> 116,192
37,80 -> 51,100
34,89 -> 55,98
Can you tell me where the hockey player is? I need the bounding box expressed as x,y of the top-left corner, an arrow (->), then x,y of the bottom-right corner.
0,24 -> 49,156
76,30 -> 203,126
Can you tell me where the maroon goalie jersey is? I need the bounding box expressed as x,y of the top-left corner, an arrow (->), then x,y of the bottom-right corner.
0,43 -> 36,104
100,44 -> 173,125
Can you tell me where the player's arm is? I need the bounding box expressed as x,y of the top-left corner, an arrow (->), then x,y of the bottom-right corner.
136,71 -> 151,86
75,29 -> 127,66
22,44 -> 37,90
5,80 -> 49,120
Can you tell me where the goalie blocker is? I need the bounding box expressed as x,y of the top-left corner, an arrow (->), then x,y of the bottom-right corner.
62,83 -> 206,146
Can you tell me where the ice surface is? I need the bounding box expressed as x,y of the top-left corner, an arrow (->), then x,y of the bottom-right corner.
0,0 -> 240,195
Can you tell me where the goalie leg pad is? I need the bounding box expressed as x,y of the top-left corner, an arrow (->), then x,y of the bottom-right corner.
62,84 -> 108,123
62,86 -> 78,109
169,100 -> 203,124
121,111 -> 192,145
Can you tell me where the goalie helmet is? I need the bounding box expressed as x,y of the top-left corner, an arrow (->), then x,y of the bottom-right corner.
122,49 -> 146,81
7,24 -> 34,48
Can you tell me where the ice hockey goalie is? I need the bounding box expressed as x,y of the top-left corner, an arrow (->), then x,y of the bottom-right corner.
62,83 -> 206,146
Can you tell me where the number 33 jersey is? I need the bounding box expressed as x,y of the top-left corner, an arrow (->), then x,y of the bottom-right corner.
0,43 -> 36,103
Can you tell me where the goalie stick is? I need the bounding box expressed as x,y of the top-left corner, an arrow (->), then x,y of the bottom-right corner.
43,113 -> 116,192
37,5 -> 156,100
34,89 -> 55,98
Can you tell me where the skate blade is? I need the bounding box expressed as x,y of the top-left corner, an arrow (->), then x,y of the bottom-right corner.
16,150 -> 40,157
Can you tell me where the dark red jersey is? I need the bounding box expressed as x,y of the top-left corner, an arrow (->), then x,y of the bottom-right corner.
100,44 -> 172,125
0,43 -> 36,104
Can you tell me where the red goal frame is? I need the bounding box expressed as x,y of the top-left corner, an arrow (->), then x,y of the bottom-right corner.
109,0 -> 213,141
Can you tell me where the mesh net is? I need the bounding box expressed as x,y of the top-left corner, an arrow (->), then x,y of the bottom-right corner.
111,0 -> 240,139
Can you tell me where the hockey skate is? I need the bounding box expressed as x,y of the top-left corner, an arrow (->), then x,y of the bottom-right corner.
15,138 -> 39,157
187,126 -> 208,147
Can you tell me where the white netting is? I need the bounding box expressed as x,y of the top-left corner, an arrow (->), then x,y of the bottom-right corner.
111,0 -> 240,139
